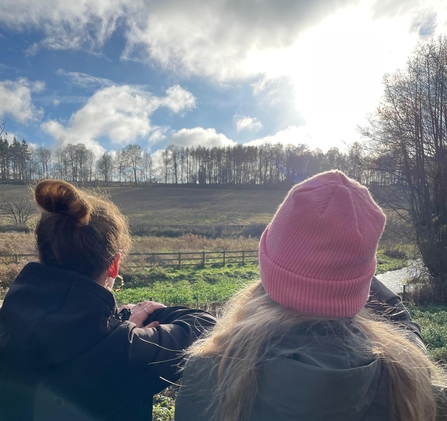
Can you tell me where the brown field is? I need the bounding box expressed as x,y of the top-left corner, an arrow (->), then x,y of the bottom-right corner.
0,184 -> 288,227
0,183 -> 414,248
105,185 -> 287,226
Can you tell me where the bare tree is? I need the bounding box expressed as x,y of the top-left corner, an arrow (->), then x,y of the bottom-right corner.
114,149 -> 128,183
362,37 -> 447,285
141,151 -> 154,183
0,194 -> 36,226
97,152 -> 115,183
346,142 -> 364,183
35,146 -> 53,179
123,145 -> 143,185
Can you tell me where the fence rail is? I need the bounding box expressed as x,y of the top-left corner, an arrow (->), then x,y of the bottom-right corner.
0,250 -> 259,268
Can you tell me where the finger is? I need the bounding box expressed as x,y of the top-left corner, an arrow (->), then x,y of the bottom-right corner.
139,300 -> 166,307
145,321 -> 160,329
118,304 -> 134,311
145,301 -> 166,308
143,303 -> 166,315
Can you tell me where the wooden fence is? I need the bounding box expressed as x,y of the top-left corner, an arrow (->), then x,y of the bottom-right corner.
0,250 -> 259,268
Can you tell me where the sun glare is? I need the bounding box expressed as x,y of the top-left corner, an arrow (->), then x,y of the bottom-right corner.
243,1 -> 419,151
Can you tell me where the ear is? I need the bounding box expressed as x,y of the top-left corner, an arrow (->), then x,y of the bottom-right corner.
108,253 -> 121,279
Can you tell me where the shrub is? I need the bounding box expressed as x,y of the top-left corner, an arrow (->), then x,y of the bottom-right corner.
409,281 -> 447,306
241,223 -> 266,238
152,404 -> 174,421
0,225 -> 32,233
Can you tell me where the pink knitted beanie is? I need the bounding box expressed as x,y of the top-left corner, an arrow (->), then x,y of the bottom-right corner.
259,171 -> 386,318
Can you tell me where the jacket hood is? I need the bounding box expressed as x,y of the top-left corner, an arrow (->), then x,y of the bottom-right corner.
178,327 -> 386,421
249,328 -> 384,421
254,353 -> 382,421
0,263 -> 119,369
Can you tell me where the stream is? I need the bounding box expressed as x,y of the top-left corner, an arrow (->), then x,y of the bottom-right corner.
376,260 -> 424,294
376,268 -> 409,294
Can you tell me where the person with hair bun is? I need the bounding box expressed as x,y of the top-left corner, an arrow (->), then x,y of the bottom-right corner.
0,180 -> 216,421
175,171 -> 444,421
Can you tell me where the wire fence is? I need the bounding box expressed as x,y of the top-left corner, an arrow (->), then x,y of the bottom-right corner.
0,250 -> 259,268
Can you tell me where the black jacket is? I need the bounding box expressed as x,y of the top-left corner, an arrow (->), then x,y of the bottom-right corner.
175,278 -> 426,421
0,263 -> 216,421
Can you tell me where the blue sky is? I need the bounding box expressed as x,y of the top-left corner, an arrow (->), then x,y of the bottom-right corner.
0,0 -> 445,157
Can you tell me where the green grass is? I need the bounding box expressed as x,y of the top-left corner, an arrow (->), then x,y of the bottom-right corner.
376,250 -> 407,274
409,305 -> 447,363
115,264 -> 260,306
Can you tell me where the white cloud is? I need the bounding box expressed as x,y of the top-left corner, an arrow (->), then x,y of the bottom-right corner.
148,128 -> 168,143
121,0 -> 362,81
0,78 -> 44,123
38,95 -> 89,106
235,116 -> 263,132
132,0 -> 446,82
0,0 -> 124,53
166,127 -> 236,148
55,69 -> 113,89
4,132 -> 17,142
159,85 -> 196,113
41,84 -> 196,155
245,126 -> 311,147
0,0 -> 444,83
245,125 -> 351,153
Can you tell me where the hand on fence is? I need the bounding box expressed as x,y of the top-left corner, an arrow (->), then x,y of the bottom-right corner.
120,300 -> 166,328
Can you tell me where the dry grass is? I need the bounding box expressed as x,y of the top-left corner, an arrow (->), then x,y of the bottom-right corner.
0,233 -> 259,256
132,234 -> 259,253
0,233 -> 36,255
0,184 -> 286,226
0,233 -> 38,293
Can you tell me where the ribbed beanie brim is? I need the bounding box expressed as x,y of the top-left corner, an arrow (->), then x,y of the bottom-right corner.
259,171 -> 386,318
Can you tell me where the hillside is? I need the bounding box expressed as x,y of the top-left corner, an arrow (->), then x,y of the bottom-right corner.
0,184 -> 288,227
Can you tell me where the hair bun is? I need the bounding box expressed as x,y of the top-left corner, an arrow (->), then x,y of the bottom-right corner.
35,180 -> 92,225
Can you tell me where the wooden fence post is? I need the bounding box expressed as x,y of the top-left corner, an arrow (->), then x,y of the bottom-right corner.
202,251 -> 205,267
223,251 -> 226,266
242,250 -> 245,265
178,252 -> 181,269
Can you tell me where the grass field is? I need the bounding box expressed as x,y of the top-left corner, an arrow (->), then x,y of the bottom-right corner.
0,182 -> 415,243
0,184 -> 289,227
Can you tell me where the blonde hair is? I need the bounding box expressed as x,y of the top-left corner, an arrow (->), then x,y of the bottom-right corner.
187,281 -> 440,421
35,180 -> 131,281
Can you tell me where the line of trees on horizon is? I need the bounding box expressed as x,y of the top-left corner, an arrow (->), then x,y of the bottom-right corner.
0,135 -> 399,188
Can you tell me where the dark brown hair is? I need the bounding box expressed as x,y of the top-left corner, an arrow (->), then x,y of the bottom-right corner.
34,180 -> 131,280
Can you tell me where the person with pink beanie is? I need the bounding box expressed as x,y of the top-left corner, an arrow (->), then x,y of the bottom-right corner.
175,171 -> 442,421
